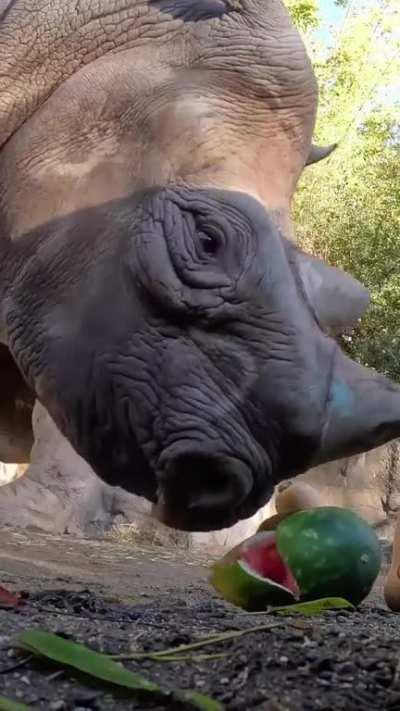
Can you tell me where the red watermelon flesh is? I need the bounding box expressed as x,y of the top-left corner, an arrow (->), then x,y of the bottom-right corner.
241,533 -> 300,597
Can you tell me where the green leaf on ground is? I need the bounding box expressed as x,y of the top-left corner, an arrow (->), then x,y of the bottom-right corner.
181,690 -> 225,711
273,597 -> 354,616
17,630 -> 159,692
15,630 -> 224,711
0,696 -> 34,711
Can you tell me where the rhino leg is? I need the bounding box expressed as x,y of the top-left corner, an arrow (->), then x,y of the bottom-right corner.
0,344 -> 34,462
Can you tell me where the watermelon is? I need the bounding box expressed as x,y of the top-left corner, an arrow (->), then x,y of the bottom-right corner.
210,507 -> 381,610
276,507 -> 381,605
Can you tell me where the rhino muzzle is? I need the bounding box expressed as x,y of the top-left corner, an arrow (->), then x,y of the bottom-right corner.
154,453 -> 255,531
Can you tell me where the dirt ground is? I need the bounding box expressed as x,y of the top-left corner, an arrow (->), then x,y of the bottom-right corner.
0,528 -> 400,710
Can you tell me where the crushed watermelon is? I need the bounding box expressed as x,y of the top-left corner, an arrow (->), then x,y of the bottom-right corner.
241,535 -> 300,597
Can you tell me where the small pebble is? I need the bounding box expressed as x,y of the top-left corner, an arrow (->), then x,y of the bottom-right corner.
49,701 -> 65,711
340,662 -> 355,675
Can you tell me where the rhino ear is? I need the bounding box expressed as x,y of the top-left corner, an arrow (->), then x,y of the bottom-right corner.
295,251 -> 370,334
305,143 -> 337,166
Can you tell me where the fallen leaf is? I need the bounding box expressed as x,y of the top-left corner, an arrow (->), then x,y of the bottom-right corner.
182,690 -> 225,710
0,695 -> 34,710
272,597 -> 354,616
15,630 -> 223,711
0,587 -> 22,610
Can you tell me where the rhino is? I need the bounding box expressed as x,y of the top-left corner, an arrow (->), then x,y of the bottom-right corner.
0,0 -> 398,534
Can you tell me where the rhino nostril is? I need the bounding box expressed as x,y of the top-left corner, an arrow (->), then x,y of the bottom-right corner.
154,453 -> 253,530
176,455 -> 253,512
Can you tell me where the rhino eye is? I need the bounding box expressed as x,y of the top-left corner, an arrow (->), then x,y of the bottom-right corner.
197,222 -> 224,257
199,232 -> 220,255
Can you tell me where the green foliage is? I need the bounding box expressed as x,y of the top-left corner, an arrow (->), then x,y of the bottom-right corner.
285,0 -> 319,31
293,0 -> 400,379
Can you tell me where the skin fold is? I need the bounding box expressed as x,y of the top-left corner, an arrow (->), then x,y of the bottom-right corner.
0,0 -> 399,532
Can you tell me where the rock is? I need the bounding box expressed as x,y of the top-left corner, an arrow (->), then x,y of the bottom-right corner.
0,401 -> 189,548
283,441 -> 400,540
0,462 -> 18,485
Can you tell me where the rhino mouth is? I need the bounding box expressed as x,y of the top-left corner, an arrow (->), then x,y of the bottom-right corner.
152,443 -> 271,531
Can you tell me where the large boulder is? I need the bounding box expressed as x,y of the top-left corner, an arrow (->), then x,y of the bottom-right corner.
0,462 -> 24,485
0,401 -> 162,538
297,443 -> 400,539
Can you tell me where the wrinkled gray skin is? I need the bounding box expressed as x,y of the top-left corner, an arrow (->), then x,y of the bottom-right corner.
0,0 -> 399,532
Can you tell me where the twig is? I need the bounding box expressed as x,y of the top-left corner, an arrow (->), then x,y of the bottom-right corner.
46,669 -> 66,682
0,655 -> 32,674
112,621 -> 282,661
391,655 -> 400,690
31,604 -> 165,629
143,652 -> 228,663
243,609 -> 274,616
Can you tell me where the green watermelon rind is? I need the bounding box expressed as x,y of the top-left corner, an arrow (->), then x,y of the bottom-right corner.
276,506 -> 382,606
210,559 -> 297,611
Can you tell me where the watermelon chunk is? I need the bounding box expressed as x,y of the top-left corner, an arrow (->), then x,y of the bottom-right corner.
210,507 -> 381,610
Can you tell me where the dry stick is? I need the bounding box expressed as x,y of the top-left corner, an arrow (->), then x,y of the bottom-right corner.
31,604 -> 166,630
0,655 -> 32,674
244,608 -> 275,616
112,622 -> 283,661
145,652 -> 228,664
390,655 -> 400,690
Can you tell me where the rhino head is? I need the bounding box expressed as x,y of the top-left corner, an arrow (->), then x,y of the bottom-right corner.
0,0 -> 398,531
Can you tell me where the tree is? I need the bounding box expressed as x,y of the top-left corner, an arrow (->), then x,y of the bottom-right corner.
288,0 -> 400,379
285,0 -> 319,31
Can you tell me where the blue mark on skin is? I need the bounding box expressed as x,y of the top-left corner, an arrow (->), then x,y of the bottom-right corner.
329,380 -> 355,417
